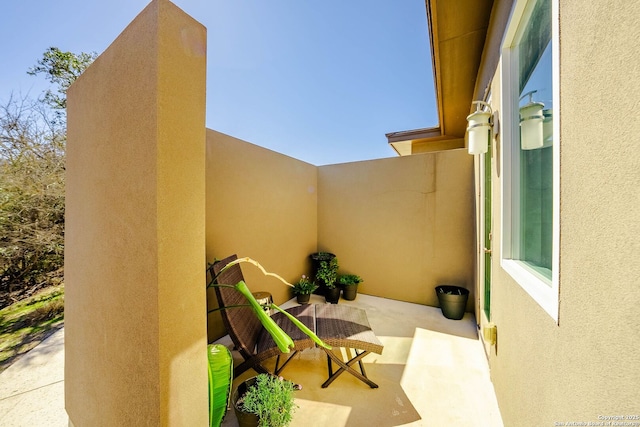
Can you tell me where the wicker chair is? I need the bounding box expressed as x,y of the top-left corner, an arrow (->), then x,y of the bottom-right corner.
209,254 -> 316,378
209,254 -> 384,388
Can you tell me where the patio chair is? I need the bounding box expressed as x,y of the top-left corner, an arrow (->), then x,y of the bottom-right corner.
209,254 -> 317,378
209,254 -> 384,388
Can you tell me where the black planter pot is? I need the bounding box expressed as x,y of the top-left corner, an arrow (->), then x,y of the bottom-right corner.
435,285 -> 469,320
232,378 -> 260,427
341,284 -> 358,301
296,294 -> 311,304
325,287 -> 341,304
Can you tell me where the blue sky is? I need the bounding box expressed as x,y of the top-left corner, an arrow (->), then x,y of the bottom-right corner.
0,0 -> 437,165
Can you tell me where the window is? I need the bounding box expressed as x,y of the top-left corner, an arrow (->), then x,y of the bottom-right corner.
501,0 -> 559,321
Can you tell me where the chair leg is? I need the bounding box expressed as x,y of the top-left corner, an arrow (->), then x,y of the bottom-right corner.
356,350 -> 367,377
320,348 -> 378,388
234,350 -> 301,378
273,350 -> 299,376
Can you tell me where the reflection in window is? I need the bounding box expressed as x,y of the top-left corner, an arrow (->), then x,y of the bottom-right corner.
515,0 -> 553,280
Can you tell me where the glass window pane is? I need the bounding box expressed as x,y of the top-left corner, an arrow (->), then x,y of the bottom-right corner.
515,0 -> 553,280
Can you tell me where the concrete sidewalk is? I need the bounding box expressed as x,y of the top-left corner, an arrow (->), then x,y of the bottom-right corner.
0,327 -> 67,427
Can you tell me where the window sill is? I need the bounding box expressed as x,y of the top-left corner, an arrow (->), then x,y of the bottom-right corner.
501,258 -> 559,323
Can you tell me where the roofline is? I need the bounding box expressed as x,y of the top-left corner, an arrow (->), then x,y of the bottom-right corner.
385,126 -> 442,143
387,0 -> 496,154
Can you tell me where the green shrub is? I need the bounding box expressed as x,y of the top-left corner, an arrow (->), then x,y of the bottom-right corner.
237,374 -> 298,427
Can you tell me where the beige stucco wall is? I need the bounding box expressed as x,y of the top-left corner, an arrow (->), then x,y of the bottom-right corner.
205,130 -> 318,341
205,136 -> 475,339
484,2 -> 640,425
318,150 -> 475,307
65,1 -> 208,425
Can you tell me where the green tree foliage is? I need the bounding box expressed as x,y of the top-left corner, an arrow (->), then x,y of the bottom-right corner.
0,96 -> 65,306
27,47 -> 97,112
0,48 -> 94,307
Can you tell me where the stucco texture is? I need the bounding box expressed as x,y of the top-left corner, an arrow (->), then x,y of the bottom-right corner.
204,135 -> 475,341
205,130 -> 318,341
318,150 -> 475,307
486,2 -> 640,425
65,1 -> 208,425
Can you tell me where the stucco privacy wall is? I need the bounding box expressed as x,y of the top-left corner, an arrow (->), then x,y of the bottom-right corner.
484,2 -> 640,425
205,136 -> 474,339
205,130 -> 318,341
318,150 -> 475,307
65,1 -> 207,425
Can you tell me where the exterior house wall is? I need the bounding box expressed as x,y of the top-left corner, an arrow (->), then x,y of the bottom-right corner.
483,2 -> 640,425
205,130 -> 318,341
318,150 -> 474,307
65,0 -> 207,425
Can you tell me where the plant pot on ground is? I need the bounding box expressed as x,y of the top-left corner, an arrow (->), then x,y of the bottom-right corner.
232,374 -> 299,427
292,275 -> 317,304
309,252 -> 335,293
338,274 -> 362,301
435,285 -> 469,320
324,286 -> 341,304
314,257 -> 339,303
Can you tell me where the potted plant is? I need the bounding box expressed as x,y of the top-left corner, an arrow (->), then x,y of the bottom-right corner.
315,257 -> 339,303
232,374 -> 299,427
435,285 -> 469,320
338,274 -> 362,301
292,275 -> 317,304
309,252 -> 335,291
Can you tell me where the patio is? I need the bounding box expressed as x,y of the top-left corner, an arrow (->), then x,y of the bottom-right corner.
218,293 -> 503,426
0,293 -> 502,426
59,1 -> 640,424
60,4 -> 491,423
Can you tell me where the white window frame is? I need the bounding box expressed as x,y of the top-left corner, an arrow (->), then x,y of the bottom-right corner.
500,0 -> 560,322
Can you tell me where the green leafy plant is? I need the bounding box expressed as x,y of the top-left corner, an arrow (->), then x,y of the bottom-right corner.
236,374 -> 299,427
28,47 -> 98,111
207,344 -> 232,427
292,275 -> 317,296
1,48 -> 95,305
338,274 -> 362,286
315,257 -> 339,289
438,286 -> 465,295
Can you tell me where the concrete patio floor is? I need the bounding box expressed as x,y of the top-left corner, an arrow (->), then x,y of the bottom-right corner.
0,294 -> 503,426
220,294 -> 503,427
